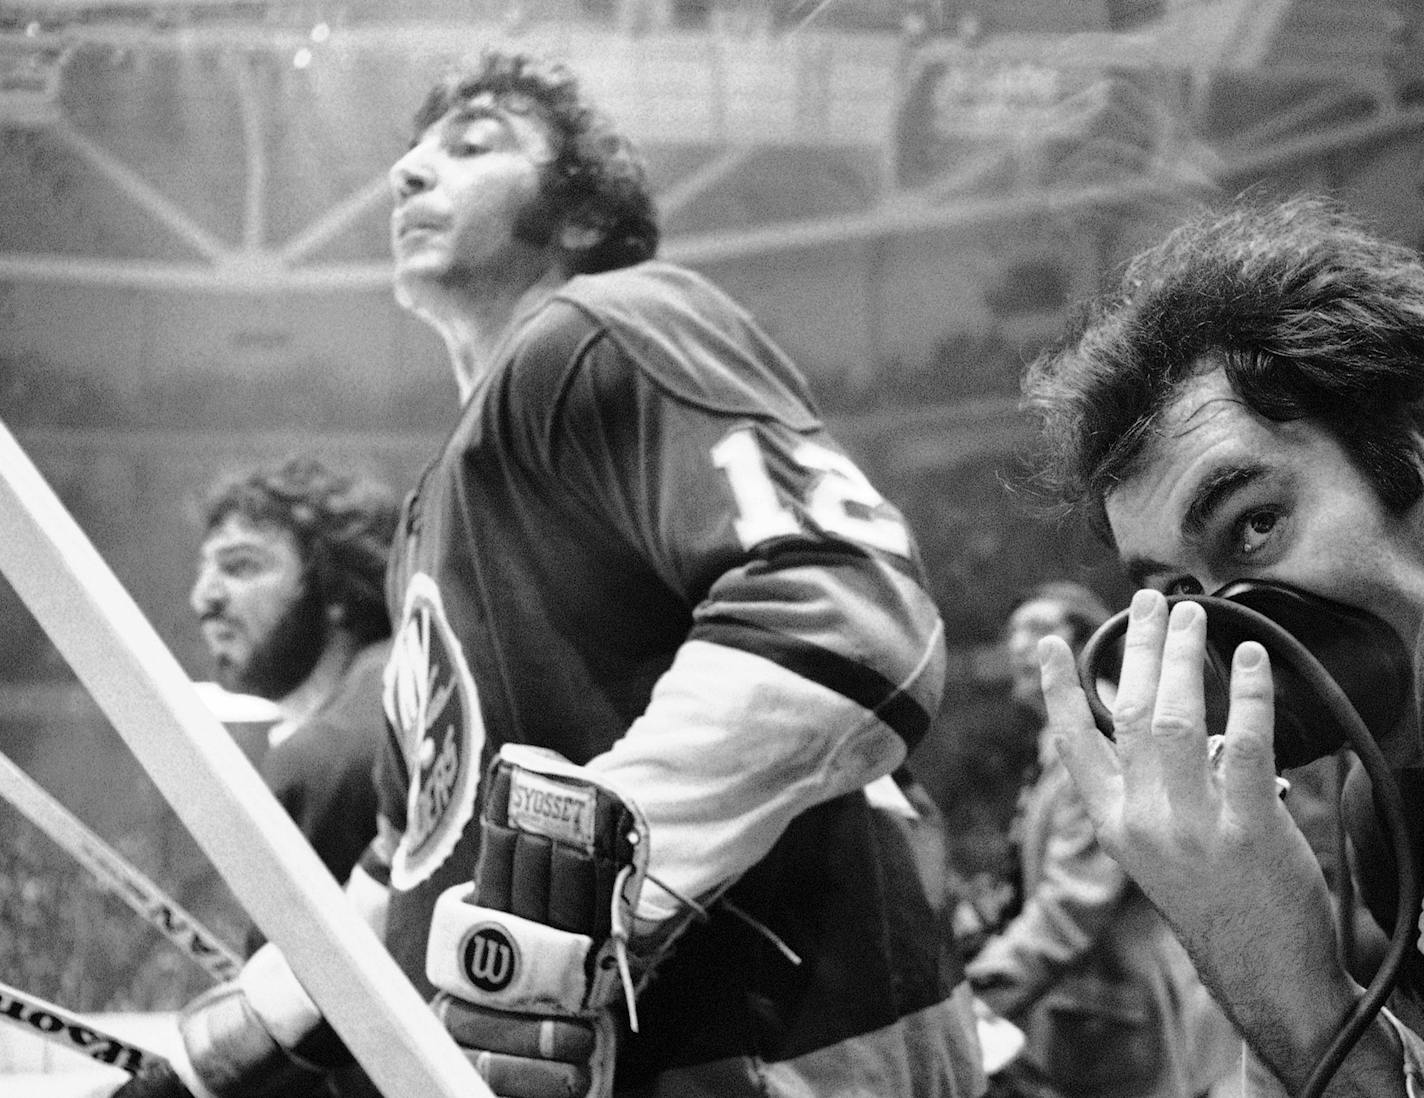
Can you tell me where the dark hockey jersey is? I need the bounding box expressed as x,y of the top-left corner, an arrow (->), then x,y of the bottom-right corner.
367,261 -> 968,1086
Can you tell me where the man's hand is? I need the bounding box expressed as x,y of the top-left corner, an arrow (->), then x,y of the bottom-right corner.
1042,589 -> 1403,1095
110,945 -> 342,1098
425,744 -> 652,1098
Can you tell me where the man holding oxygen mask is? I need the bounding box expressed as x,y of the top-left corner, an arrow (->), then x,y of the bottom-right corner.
1020,194 -> 1424,1098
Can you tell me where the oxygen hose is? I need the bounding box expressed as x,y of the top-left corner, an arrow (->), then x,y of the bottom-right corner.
1077,594 -> 1420,1098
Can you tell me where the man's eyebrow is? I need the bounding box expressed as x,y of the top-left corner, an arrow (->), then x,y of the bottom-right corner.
1181,463 -> 1267,541
212,536 -> 272,554
214,545 -> 266,560
425,102 -> 508,137
1117,462 -> 1268,587
408,108 -> 505,151
450,103 -> 503,124
442,106 -> 507,136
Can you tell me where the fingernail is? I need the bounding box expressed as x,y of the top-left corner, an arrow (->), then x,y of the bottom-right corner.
1130,589 -> 1157,620
1169,601 -> 1199,631
1236,643 -> 1264,669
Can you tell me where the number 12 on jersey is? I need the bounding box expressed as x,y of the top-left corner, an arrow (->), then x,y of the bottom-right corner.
711,426 -> 911,559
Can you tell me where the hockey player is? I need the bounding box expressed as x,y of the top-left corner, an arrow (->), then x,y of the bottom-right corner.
117,50 -> 983,1098
190,456 -> 397,946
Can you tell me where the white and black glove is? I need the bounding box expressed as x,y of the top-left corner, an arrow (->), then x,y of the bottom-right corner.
111,945 -> 348,1098
426,744 -> 653,1098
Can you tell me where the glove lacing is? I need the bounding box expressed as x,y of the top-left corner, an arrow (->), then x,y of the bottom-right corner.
610,830 -> 804,1036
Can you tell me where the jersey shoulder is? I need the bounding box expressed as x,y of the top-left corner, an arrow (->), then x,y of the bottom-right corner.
531,261 -> 822,430
309,640 -> 391,744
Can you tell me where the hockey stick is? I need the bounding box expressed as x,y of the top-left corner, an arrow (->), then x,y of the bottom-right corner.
0,748 -> 243,983
0,979 -> 164,1076
0,419 -> 490,1097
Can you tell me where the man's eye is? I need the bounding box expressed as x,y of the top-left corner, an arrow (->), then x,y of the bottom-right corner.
1166,576 -> 1203,596
447,125 -> 496,156
1237,509 -> 1279,556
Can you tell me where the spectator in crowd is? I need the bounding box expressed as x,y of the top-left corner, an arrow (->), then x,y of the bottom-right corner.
966,582 -> 1239,1098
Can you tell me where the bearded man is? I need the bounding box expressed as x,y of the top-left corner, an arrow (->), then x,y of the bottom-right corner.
191,455 -> 398,912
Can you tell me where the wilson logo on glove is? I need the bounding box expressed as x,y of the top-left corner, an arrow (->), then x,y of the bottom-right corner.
461,925 -> 518,993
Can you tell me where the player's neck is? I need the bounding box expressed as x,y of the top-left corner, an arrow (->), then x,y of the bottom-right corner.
273,629 -> 360,730
424,268 -> 570,404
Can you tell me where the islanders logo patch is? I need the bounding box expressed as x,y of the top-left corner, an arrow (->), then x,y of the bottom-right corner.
385,573 -> 485,889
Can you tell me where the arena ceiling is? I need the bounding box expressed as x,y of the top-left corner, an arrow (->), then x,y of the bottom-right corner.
0,0 -> 1421,295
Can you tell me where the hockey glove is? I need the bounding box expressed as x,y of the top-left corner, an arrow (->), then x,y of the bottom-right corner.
111,945 -> 347,1098
426,744 -> 651,1098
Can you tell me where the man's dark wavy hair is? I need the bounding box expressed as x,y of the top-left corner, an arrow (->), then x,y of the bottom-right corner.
1021,193 -> 1424,541
201,457 -> 399,644
410,49 -> 659,275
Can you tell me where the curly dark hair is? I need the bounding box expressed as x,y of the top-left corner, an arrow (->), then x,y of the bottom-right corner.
410,49 -> 659,275
200,457 -> 399,644
1022,192 -> 1424,540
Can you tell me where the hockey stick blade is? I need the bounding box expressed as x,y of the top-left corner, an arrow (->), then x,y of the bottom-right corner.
0,419 -> 490,1096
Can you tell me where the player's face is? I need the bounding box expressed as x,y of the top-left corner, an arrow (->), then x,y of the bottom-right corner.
1006,598 -> 1074,715
1104,365 -> 1424,656
388,94 -> 559,307
190,515 -> 327,700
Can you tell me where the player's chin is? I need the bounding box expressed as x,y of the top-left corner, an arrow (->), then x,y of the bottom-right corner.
392,236 -> 449,273
391,261 -> 446,310
213,657 -> 251,695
